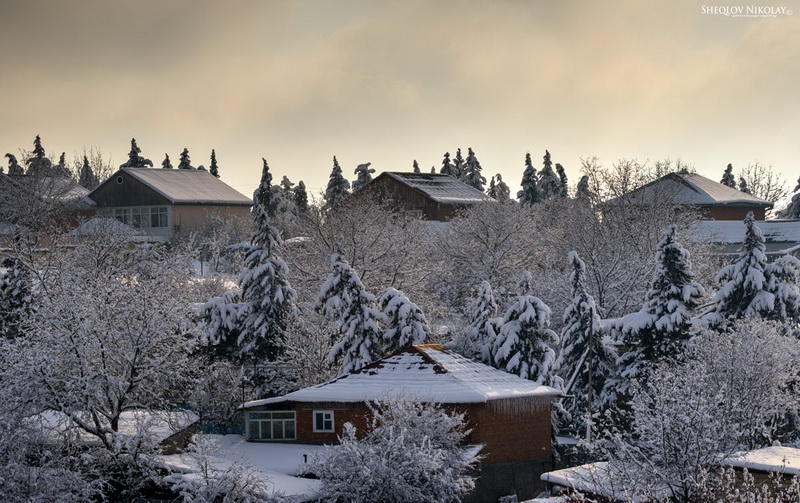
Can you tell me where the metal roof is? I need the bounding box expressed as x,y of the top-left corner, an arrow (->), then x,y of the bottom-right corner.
608,172 -> 772,208
103,168 -> 252,206
381,172 -> 493,205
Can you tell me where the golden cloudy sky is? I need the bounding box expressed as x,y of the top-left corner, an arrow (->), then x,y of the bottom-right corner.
1,0 -> 798,195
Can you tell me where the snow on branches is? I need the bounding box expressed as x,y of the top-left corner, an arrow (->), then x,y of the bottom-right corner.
380,287 -> 431,352
451,280 -> 500,363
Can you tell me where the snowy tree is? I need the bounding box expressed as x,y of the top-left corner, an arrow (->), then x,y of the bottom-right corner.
720,163 -> 736,188
462,147 -> 485,191
518,270 -> 534,295
555,163 -> 569,197
738,176 -> 751,194
178,148 -> 194,169
5,153 -> 24,176
486,176 -> 497,199
0,256 -> 33,339
613,226 -> 705,397
517,153 -> 540,206
559,251 -> 613,438
494,292 -> 559,384
279,175 -> 294,198
119,138 -> 153,168
440,151 -> 454,176
452,148 -> 465,179
703,211 -> 800,326
412,160 -> 420,173
209,149 -> 220,177
324,156 -> 350,207
380,287 -> 431,352
538,150 -> 562,200
25,134 -> 53,175
317,253 -> 383,374
78,155 -> 99,189
352,162 -> 375,192
54,152 -> 71,177
494,174 -> 510,202
575,174 -> 592,202
159,153 -> 172,169
430,165 -> 436,174
309,399 -> 478,503
450,280 -> 500,363
293,180 -> 308,213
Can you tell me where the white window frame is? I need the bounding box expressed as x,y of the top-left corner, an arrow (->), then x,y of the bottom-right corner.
246,410 -> 297,441
313,410 -> 335,433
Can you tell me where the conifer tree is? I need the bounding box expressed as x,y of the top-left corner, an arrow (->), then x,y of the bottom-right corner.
325,156 -> 351,207
487,176 -> 498,199
455,281 -> 500,364
119,138 -> 153,168
25,135 -> 52,175
517,153 -> 540,206
738,176 -> 751,194
440,152 -> 454,176
462,147 -> 486,191
352,162 -> 375,192
280,176 -> 294,197
54,152 -> 70,177
720,163 -> 736,188
430,166 -> 436,174
317,253 -> 383,374
178,148 -> 194,169
380,287 -> 431,352
162,153 -> 173,169
575,175 -> 592,202
0,256 -> 33,339
794,176 -> 800,193
494,292 -> 559,384
452,148 -> 465,179
413,160 -> 420,173
560,252 -> 612,438
5,154 -> 24,176
293,181 -> 309,213
704,212 -> 800,326
538,150 -> 562,200
615,226 -> 705,393
555,163 -> 569,197
494,174 -> 510,202
78,155 -> 98,189
209,149 -> 220,177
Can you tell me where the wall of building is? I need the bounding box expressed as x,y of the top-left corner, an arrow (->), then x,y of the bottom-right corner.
90,171 -> 171,207
703,206 -> 767,221
466,398 -> 553,465
171,204 -> 251,234
352,175 -> 472,221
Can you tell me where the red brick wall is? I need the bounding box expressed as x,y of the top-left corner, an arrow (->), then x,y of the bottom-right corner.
702,206 -> 766,220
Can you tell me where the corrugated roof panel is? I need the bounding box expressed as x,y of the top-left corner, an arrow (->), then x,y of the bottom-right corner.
384,172 -> 492,204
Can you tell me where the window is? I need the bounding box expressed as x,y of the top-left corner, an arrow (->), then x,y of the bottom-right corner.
113,208 -> 130,225
247,411 -> 296,441
151,207 -> 168,228
106,206 -> 168,229
406,209 -> 423,219
313,410 -> 334,433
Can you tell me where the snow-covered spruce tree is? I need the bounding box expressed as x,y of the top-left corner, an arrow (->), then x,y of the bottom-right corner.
453,280 -> 500,363
352,162 -> 375,192
575,174 -> 592,202
538,150 -> 562,200
119,138 -> 153,168
25,134 -> 52,175
209,149 -> 219,177
380,287 -> 431,352
78,155 -> 99,189
452,148 -> 465,179
324,156 -> 350,207
720,163 -> 736,188
440,151 -> 454,176
317,253 -> 383,374
738,176 -> 751,194
704,211 -> 800,326
178,148 -> 194,169
309,399 -> 478,503
0,256 -> 33,339
462,147 -> 485,191
487,176 -> 498,199
412,160 -> 420,173
234,159 -> 298,360
279,175 -> 294,197
556,163 -> 569,197
517,153 -> 540,206
54,152 -> 70,177
559,251 -> 613,438
494,174 -> 510,202
161,153 -> 173,169
614,226 -> 705,395
430,165 -> 436,174
293,180 -> 308,213
5,153 -> 24,176
494,292 -> 559,384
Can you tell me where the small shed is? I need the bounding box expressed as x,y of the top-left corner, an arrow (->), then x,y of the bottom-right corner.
351,172 -> 493,221
240,344 -> 562,501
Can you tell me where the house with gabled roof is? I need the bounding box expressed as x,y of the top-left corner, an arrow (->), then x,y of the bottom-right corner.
87,168 -> 251,240
351,172 -> 493,221
239,344 -> 562,501
607,172 -> 773,220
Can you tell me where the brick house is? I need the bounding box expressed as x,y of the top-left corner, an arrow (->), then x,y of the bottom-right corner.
239,344 -> 562,501
349,172 -> 493,221
87,168 -> 251,240
606,172 -> 772,220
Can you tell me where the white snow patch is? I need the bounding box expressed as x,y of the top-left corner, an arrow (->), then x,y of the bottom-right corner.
720,446 -> 800,475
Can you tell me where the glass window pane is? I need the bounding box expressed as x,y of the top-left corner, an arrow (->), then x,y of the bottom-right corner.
285,420 -> 295,439
249,412 -> 270,420
315,413 -> 323,431
261,422 -> 271,439
273,412 -> 293,419
273,421 -> 284,439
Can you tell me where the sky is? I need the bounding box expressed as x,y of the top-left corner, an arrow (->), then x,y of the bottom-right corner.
1,0 -> 798,196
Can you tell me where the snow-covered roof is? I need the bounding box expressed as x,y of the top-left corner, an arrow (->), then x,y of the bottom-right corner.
381,172 -> 493,205
607,173 -> 772,208
541,462 -> 668,502
695,220 -> 800,244
96,168 -> 252,206
242,345 -> 562,408
720,446 -> 800,475
0,175 -> 93,205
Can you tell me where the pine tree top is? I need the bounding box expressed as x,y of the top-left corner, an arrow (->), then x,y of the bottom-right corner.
209,149 -> 220,177
32,135 -> 45,158
413,160 -> 420,173
162,154 -> 173,169
178,148 -> 193,169
120,138 -> 153,168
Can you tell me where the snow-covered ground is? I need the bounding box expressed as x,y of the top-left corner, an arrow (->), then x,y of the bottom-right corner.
159,434 -> 324,500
